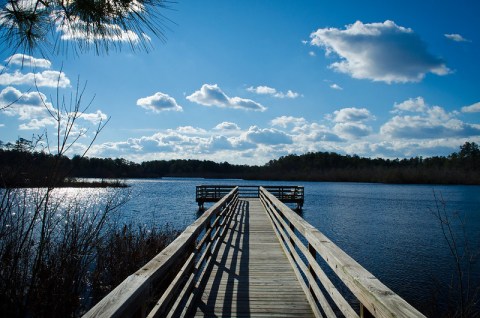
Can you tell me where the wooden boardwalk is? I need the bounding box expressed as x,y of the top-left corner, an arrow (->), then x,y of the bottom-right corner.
191,198 -> 314,317
83,186 -> 426,318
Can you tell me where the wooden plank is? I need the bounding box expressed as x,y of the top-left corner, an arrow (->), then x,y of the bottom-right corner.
260,187 -> 426,318
190,198 -> 315,317
262,193 -> 357,318
84,188 -> 239,318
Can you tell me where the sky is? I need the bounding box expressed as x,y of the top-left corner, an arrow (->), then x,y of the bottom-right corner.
1,0 -> 480,165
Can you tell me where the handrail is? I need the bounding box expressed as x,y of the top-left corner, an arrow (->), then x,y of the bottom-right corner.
83,187 -> 239,318
259,186 -> 426,318
196,185 -> 304,210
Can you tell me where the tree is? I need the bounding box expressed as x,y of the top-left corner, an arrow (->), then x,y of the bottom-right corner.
459,141 -> 480,159
0,0 -> 171,56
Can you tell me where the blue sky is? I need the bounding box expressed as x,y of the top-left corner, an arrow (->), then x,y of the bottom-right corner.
1,0 -> 480,164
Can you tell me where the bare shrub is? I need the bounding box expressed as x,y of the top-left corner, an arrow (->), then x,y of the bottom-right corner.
429,191 -> 480,317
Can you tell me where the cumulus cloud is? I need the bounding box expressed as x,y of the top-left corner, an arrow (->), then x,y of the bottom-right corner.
0,86 -> 51,119
243,126 -> 293,145
19,117 -> 57,130
78,110 -> 108,124
310,20 -> 450,83
247,86 -> 276,95
56,15 -> 148,45
136,92 -> 183,113
176,126 -> 207,135
0,55 -> 69,89
0,70 -> 70,87
393,97 -> 427,113
461,102 -> 480,113
381,98 -> 480,139
292,122 -> 344,142
1,86 -> 108,131
207,135 -> 234,151
444,33 -> 470,42
270,116 -> 307,128
187,84 -> 266,111
214,122 -> 240,130
79,97 -> 480,165
247,85 -> 300,99
309,51 -> 316,57
334,122 -> 372,139
7,54 -> 52,69
330,107 -> 375,123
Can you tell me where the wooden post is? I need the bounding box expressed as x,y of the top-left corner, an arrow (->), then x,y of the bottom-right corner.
308,243 -> 318,302
205,216 -> 212,260
289,222 -> 295,251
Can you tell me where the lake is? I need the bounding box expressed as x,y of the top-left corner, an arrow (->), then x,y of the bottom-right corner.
76,178 -> 480,315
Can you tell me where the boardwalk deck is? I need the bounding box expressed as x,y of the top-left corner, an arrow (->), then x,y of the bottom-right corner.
83,187 -> 425,318
191,198 -> 314,317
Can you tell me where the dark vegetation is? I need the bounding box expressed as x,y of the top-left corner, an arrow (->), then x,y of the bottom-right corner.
427,192 -> 480,318
1,139 -> 480,186
0,199 -> 179,317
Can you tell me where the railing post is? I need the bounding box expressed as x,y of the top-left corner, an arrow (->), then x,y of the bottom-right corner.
289,222 -> 295,248
308,243 -> 318,302
205,216 -> 212,260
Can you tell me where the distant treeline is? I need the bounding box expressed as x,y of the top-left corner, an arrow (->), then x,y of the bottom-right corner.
1,140 -> 479,186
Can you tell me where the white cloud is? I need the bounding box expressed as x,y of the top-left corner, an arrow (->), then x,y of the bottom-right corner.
330,107 -> 375,123
393,97 -> 427,113
247,85 -> 300,99
214,122 -> 240,130
461,102 -> 480,113
309,51 -> 316,57
136,92 -> 183,113
7,54 -> 52,69
0,86 -> 51,120
78,110 -> 108,124
310,20 -> 450,83
85,104 -> 480,165
19,117 -> 57,130
444,33 -> 470,42
270,116 -> 307,128
292,122 -> 344,142
242,126 -> 293,145
206,136 -> 234,151
0,70 -> 70,87
187,84 -> 266,111
247,85 -> 276,95
176,126 -> 207,135
334,122 -> 372,139
381,98 -> 480,139
56,15 -> 147,45
330,83 -> 343,90
1,86 -> 108,131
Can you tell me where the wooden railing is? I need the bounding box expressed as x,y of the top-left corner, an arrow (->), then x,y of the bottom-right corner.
259,186 -> 426,318
83,187 -> 239,318
196,185 -> 304,210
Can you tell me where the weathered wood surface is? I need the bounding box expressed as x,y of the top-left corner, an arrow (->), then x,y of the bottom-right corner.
260,187 -> 426,318
83,188 -> 239,318
190,198 -> 314,317
84,186 -> 425,318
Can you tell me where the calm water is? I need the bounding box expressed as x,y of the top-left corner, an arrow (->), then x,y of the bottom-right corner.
78,178 -> 480,314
